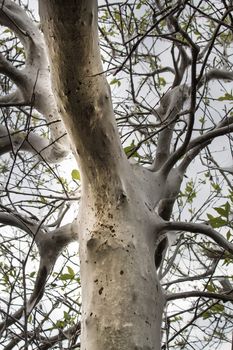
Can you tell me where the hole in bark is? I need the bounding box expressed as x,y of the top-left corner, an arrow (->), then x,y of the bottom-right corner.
99,287 -> 104,295
120,270 -> 124,275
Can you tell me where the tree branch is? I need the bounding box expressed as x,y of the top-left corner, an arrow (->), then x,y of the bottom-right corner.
160,46 -> 199,177
151,85 -> 190,170
166,290 -> 233,303
0,0 -> 70,163
186,120 -> 233,153
39,0 -> 129,195
0,212 -> 78,333
3,323 -> 81,350
159,220 -> 233,255
0,124 -> 68,163
198,68 -> 233,88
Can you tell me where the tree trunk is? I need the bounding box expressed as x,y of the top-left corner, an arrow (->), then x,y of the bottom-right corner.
39,1 -> 165,349
78,173 -> 165,349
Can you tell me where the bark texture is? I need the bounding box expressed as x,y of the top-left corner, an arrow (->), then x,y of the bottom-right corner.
39,0 -> 165,349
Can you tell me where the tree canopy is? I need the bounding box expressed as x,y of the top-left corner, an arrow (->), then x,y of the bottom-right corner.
0,1 -> 233,349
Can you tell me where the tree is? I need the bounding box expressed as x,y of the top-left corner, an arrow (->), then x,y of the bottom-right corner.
0,0 -> 233,349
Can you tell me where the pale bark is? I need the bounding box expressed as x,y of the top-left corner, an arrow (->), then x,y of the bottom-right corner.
0,0 -> 70,163
0,212 -> 77,332
1,0 -> 233,348
38,1 -> 165,349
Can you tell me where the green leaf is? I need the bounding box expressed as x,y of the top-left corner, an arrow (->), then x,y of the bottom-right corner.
225,201 -> 231,215
55,320 -> 65,329
158,77 -> 166,86
218,92 -> 233,101
202,311 -> 211,320
206,283 -> 216,292
227,230 -> 232,241
210,304 -> 224,313
214,207 -> 228,218
28,314 -> 33,323
203,304 -> 225,319
199,116 -> 205,124
67,266 -> 75,278
110,78 -> 121,87
71,169 -> 81,181
214,202 -> 231,218
63,311 -> 71,321
211,183 -> 221,192
207,214 -> 227,228
124,140 -> 140,158
184,180 -> 196,203
40,196 -> 47,204
60,273 -> 73,281
60,266 -> 76,281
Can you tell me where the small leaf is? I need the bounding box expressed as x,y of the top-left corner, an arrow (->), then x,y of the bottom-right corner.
159,77 -> 166,86
225,201 -> 231,215
227,230 -> 232,241
60,273 -> 73,281
207,214 -> 227,228
71,169 -> 81,181
124,140 -> 140,158
210,304 -> 224,313
218,92 -> 233,101
63,311 -> 71,321
206,283 -> 216,292
55,320 -> 65,329
202,311 -> 211,319
67,266 -> 75,278
211,183 -> 221,192
110,78 -> 121,86
214,207 -> 228,218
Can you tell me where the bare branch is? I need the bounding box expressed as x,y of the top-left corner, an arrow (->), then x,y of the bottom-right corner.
199,69 -> 233,88
166,290 -> 233,303
0,213 -> 78,333
0,0 -> 70,162
0,124 -> 68,163
159,220 -> 233,255
151,84 -> 190,170
3,323 -> 81,350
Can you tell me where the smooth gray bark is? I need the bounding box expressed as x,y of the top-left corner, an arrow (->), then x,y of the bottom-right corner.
39,1 -> 165,349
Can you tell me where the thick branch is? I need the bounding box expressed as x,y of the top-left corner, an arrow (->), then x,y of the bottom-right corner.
39,0 -> 128,194
0,125 -> 48,158
199,69 -> 233,88
0,0 -> 70,163
159,220 -> 233,255
0,124 -> 68,163
0,213 -> 77,333
0,53 -> 23,85
152,85 -> 190,170
160,46 -> 199,177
